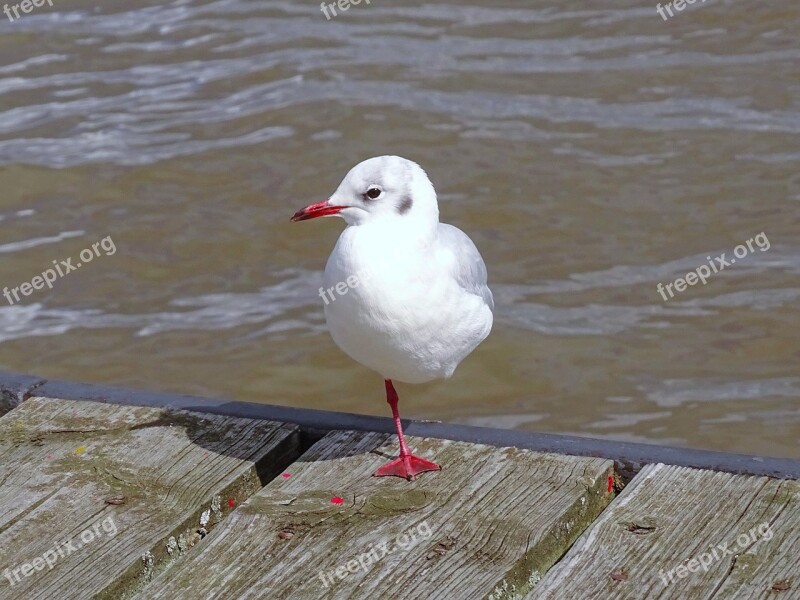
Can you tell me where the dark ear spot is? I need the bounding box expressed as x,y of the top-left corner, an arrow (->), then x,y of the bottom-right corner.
397,196 -> 413,215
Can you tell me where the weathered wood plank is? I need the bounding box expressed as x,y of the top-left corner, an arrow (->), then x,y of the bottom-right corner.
135,430 -> 614,600
0,396 -> 300,599
531,463 -> 800,599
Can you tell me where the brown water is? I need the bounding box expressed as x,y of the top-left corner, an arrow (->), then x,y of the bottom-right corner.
0,0 -> 798,458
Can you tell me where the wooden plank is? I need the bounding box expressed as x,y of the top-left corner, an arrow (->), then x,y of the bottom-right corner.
9,372 -> 800,481
135,430 -> 613,600
0,396 -> 300,599
531,463 -> 800,599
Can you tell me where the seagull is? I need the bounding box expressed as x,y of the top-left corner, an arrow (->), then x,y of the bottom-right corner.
291,156 -> 493,480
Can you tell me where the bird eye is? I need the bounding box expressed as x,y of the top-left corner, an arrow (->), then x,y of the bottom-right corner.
365,187 -> 382,200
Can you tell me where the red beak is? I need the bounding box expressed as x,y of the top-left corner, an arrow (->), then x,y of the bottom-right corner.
291,200 -> 346,222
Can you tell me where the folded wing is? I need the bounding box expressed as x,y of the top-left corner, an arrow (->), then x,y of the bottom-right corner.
436,223 -> 494,312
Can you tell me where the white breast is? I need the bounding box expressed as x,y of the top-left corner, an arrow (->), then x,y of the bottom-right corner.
322,220 -> 493,383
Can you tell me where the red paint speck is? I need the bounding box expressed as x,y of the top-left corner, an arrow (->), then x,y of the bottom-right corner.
281,473 -> 291,478
330,497 -> 344,505
607,474 -> 614,493
227,498 -> 235,509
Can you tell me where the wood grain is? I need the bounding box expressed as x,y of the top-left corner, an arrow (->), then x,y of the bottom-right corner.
0,396 -> 300,600
136,430 -> 613,600
532,463 -> 800,599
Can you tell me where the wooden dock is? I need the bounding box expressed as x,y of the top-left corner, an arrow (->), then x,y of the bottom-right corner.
0,373 -> 798,599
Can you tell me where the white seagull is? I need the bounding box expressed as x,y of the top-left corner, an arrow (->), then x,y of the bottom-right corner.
292,156 -> 493,480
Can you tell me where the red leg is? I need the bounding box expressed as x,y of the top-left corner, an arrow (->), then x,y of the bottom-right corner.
373,380 -> 441,480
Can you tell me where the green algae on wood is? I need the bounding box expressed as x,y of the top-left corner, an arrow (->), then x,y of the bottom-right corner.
0,396 -> 300,600
531,463 -> 800,599
135,430 -> 613,600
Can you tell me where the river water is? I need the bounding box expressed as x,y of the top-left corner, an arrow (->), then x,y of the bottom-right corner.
0,0 -> 798,457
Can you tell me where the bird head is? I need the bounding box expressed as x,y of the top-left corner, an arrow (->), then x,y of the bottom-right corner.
291,156 -> 439,228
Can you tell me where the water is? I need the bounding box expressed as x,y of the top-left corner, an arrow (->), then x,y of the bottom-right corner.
0,0 -> 798,458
